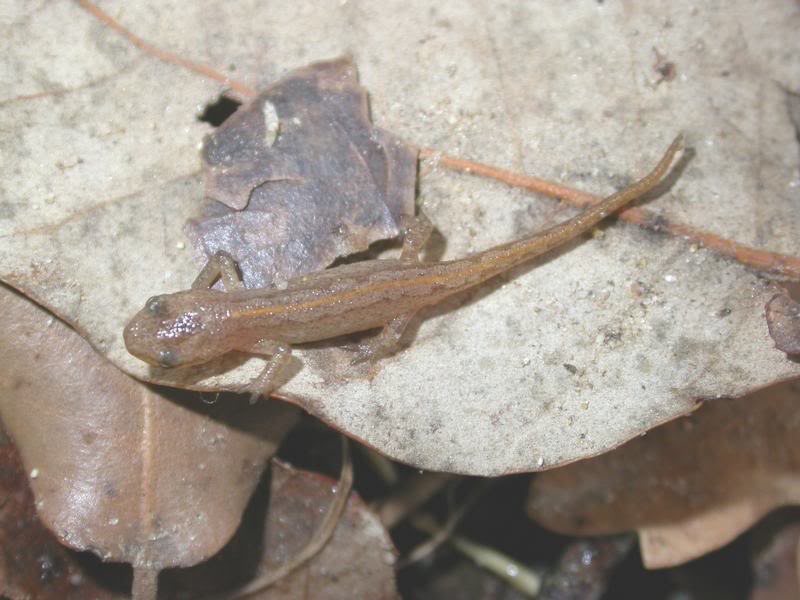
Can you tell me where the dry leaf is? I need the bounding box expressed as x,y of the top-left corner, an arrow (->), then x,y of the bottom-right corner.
0,434 -> 125,600
164,459 -> 398,599
527,383 -> 800,568
191,57 -> 416,288
0,285 -> 299,568
766,291 -> 800,355
1,2 -> 799,475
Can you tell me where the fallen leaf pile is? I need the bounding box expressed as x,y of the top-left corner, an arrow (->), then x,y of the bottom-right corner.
2,0 -> 800,597
2,1 -> 798,476
0,428 -> 397,599
164,460 -> 397,599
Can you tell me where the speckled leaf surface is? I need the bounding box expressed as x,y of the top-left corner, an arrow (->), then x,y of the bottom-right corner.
1,1 -> 799,476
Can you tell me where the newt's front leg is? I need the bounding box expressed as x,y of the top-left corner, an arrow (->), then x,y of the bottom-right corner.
192,250 -> 245,290
399,212 -> 434,260
240,340 -> 293,403
194,252 -> 291,400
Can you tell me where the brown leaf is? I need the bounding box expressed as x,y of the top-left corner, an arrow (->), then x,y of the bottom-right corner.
0,433 -> 125,600
0,285 -> 299,569
190,56 -> 417,288
766,291 -> 800,355
527,383 -> 800,568
164,459 -> 399,599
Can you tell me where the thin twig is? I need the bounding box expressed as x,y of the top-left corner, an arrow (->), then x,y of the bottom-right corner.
399,480 -> 488,568
224,437 -> 353,599
420,147 -> 800,280
411,513 -> 542,597
75,1 -> 257,98
376,471 -> 456,529
356,443 -> 400,487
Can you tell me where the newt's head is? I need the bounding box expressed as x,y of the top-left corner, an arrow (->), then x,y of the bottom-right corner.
124,291 -> 230,369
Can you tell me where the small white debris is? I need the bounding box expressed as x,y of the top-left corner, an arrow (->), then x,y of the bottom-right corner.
262,100 -> 280,146
663,274 -> 677,283
175,240 -> 185,250
30,468 -> 39,479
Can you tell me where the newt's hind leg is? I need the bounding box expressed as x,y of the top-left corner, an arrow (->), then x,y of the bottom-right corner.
192,251 -> 244,291
348,214 -> 430,365
350,312 -> 416,365
240,340 -> 293,403
400,213 -> 434,261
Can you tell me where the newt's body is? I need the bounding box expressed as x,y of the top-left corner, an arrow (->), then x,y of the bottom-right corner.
124,136 -> 683,396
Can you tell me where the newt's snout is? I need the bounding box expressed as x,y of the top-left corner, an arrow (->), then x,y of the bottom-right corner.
124,291 -> 231,369
123,306 -> 176,368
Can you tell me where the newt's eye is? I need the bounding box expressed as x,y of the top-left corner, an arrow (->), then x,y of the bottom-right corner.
146,296 -> 166,315
157,349 -> 178,368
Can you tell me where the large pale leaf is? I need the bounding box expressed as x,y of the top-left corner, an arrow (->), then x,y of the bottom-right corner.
0,285 -> 298,568
1,1 -> 799,475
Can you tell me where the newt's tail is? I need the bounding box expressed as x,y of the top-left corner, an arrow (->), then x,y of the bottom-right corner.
467,134 -> 685,278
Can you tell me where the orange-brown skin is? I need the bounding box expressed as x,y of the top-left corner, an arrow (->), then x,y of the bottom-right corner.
124,136 -> 683,396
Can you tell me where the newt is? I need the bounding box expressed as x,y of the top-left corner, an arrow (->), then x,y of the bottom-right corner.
124,135 -> 684,397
